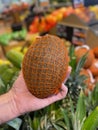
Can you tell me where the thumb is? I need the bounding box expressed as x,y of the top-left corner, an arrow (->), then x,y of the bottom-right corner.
38,84 -> 68,109
55,83 -> 68,100
46,83 -> 68,104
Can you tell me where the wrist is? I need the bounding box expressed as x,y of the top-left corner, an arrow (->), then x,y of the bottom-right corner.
0,91 -> 19,124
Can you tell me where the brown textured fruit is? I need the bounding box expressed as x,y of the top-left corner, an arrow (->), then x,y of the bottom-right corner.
80,68 -> 91,85
80,69 -> 95,95
95,76 -> 98,84
93,47 -> 98,58
75,46 -> 94,68
89,58 -> 98,77
22,34 -> 69,98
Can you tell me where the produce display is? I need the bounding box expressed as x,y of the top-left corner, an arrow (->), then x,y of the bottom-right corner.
80,68 -> 94,93
75,45 -> 98,95
75,45 -> 95,69
29,7 -> 74,33
0,29 -> 27,46
75,45 -> 98,79
89,58 -> 98,77
6,50 -> 24,68
0,2 -> 98,130
29,6 -> 98,34
0,33 -> 98,129
93,46 -> 98,58
89,6 -> 98,19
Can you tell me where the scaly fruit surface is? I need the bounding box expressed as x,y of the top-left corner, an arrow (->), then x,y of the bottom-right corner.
22,34 -> 69,98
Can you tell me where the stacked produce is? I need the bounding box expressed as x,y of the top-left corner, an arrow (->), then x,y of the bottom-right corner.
0,29 -> 27,46
89,6 -> 98,19
75,45 -> 98,95
29,5 -> 98,34
0,49 -> 24,95
0,34 -> 98,130
90,47 -> 98,78
29,7 -> 75,33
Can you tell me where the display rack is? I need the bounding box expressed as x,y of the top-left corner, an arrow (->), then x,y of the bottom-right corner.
49,14 -> 98,48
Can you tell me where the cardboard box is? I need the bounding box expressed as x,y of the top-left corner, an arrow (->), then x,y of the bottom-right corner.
49,14 -> 98,48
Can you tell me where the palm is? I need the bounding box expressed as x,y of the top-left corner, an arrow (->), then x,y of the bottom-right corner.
11,71 -> 69,115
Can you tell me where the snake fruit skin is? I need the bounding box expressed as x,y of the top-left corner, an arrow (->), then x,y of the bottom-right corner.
22,34 -> 69,98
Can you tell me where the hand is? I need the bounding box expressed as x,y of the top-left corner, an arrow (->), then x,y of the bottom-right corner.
10,66 -> 71,115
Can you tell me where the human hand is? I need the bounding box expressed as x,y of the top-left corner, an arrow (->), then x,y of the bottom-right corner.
0,66 -> 71,124
10,66 -> 71,115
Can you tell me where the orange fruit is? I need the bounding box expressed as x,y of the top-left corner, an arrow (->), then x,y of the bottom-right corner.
75,46 -> 94,68
93,47 -> 98,58
80,69 -> 95,91
89,58 -> 98,77
80,68 -> 91,84
95,76 -> 98,84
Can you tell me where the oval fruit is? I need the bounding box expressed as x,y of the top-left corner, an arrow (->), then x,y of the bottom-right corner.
93,47 -> 98,58
22,34 -> 69,98
75,46 -> 94,69
89,58 -> 98,77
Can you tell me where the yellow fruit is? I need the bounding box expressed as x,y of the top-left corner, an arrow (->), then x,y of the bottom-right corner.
4,60 -> 11,65
22,34 -> 69,98
13,47 -> 22,52
0,59 -> 10,65
0,59 -> 3,65
23,47 -> 28,54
